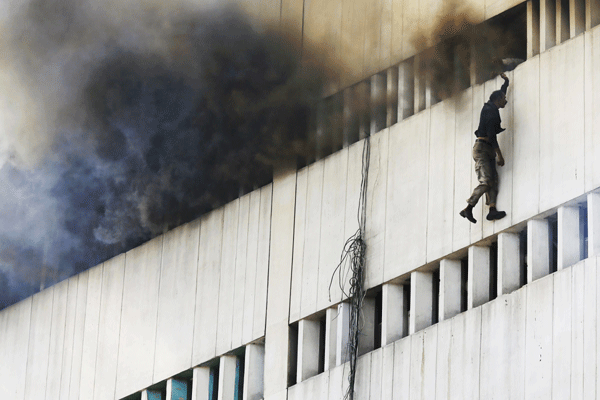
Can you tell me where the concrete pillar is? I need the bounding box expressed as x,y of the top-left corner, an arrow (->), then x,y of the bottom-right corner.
439,259 -> 462,321
218,355 -> 237,400
357,297 -> 376,356
263,168 -> 296,398
557,0 -> 570,44
167,378 -> 190,400
414,55 -> 426,113
527,0 -> 541,58
381,283 -> 404,346
498,233 -> 521,295
387,67 -> 398,127
409,271 -> 433,334
323,308 -> 337,371
588,193 -> 600,257
243,344 -> 264,400
528,219 -> 551,282
541,0 -> 557,51
143,390 -> 164,400
558,205 -> 581,270
296,319 -> 320,382
192,367 -> 211,400
398,61 -> 414,121
336,302 -> 351,366
570,0 -> 585,37
468,246 -> 490,309
587,0 -> 600,28
371,73 -> 387,134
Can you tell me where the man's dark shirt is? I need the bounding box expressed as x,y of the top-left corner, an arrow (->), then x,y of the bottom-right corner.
474,79 -> 509,149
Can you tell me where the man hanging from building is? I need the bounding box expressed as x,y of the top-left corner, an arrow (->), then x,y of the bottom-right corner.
459,73 -> 509,224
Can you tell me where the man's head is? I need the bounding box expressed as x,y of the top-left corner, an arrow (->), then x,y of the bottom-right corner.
489,90 -> 507,108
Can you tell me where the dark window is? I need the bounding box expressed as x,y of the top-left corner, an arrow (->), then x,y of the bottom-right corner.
580,202 -> 588,260
287,323 -> 298,387
489,241 -> 498,301
209,363 -> 220,400
234,351 -> 245,400
519,229 -> 528,287
432,269 -> 440,325
548,214 -> 558,274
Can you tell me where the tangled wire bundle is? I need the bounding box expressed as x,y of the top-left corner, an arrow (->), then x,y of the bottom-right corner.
329,133 -> 370,400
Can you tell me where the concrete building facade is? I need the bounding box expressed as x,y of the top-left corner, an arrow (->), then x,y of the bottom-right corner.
1,0 -> 600,399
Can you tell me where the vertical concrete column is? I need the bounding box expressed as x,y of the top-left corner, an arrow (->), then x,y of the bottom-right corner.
468,246 -> 490,309
541,0 -> 557,51
168,378 -> 190,400
498,233 -> 521,295
371,73 -> 387,134
570,0 -> 585,37
414,55 -> 426,113
381,283 -> 404,345
557,0 -> 570,44
218,355 -> 237,400
357,297 -> 376,356
528,219 -> 551,282
336,302 -> 351,366
558,205 -> 581,270
398,61 -> 414,121
527,0 -> 541,58
323,307 -> 337,371
586,0 -> 600,29
387,67 -> 398,127
439,259 -> 462,321
297,319 -> 320,382
263,168 -> 296,398
243,344 -> 264,400
409,271 -> 433,334
587,193 -> 600,257
192,367 -> 211,400
143,390 -> 164,400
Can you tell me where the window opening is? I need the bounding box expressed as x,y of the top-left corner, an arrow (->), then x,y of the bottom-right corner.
432,269 -> 440,325
460,257 -> 468,312
580,202 -> 588,260
548,214 -> 558,273
374,289 -> 383,349
318,316 -> 327,374
209,363 -> 220,400
287,322 -> 298,387
519,229 -> 528,287
489,241 -> 498,301
234,351 -> 245,400
403,281 -> 411,337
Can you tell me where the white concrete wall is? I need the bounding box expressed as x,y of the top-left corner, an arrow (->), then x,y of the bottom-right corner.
289,256 -> 599,400
0,19 -> 599,400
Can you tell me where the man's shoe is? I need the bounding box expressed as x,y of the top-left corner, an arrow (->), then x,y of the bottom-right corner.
486,208 -> 506,221
460,206 -> 477,224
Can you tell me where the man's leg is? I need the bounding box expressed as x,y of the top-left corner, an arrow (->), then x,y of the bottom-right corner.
486,166 -> 506,220
460,144 -> 490,224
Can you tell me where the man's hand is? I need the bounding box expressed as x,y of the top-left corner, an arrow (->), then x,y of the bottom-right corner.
500,73 -> 508,81
497,156 -> 505,167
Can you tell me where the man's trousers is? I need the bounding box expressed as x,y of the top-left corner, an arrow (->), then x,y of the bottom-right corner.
467,141 -> 498,207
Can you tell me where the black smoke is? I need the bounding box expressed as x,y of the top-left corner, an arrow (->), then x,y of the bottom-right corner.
0,3 -> 335,309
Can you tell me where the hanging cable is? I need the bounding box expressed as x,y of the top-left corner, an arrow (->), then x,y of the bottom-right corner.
329,131 -> 370,400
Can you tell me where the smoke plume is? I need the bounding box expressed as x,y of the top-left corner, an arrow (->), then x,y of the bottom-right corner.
411,1 -> 526,101
0,0 -> 337,309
